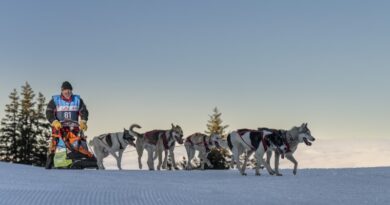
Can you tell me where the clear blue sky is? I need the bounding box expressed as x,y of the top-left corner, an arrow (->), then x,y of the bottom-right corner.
0,0 -> 389,139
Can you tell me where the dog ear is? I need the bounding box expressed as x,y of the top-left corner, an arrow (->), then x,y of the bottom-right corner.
171,123 -> 175,128
299,124 -> 305,131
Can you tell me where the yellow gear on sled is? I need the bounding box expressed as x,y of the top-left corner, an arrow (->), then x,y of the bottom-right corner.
51,120 -> 62,130
53,148 -> 72,168
80,120 -> 88,132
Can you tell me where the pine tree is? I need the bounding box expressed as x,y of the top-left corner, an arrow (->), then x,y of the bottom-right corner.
0,89 -> 20,162
205,148 -> 230,170
17,82 -> 36,164
205,107 -> 229,137
31,93 -> 50,166
1,83 -> 50,166
204,107 -> 230,170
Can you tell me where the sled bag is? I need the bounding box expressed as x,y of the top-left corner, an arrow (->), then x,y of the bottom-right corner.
53,139 -> 72,168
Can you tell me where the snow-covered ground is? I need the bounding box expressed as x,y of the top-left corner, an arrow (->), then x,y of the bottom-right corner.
1,139 -> 390,205
0,162 -> 389,205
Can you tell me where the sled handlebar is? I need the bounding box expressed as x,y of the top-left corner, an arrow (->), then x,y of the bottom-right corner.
61,120 -> 80,132
59,120 -> 86,138
61,120 -> 80,129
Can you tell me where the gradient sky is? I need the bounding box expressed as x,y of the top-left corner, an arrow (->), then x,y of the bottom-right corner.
0,0 -> 389,139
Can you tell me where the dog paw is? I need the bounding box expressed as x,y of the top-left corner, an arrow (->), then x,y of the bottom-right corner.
276,173 -> 283,176
242,173 -> 248,176
174,167 -> 180,170
255,173 -> 261,176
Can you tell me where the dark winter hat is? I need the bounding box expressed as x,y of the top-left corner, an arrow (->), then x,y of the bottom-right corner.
61,81 -> 73,90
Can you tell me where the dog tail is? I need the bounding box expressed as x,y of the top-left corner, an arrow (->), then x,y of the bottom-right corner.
227,133 -> 233,150
129,124 -> 142,138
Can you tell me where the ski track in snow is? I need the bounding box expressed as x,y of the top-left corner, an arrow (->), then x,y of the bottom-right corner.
1,163 -> 390,205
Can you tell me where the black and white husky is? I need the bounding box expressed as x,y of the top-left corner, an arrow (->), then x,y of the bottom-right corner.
89,127 -> 136,170
184,133 -> 222,170
264,123 -> 315,176
129,124 -> 184,171
227,129 -> 286,176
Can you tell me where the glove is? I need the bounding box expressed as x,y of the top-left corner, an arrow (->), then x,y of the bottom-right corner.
80,120 -> 88,132
51,120 -> 62,130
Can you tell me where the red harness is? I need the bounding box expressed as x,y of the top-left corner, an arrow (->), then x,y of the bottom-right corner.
282,133 -> 292,153
237,129 -> 255,137
284,140 -> 291,153
279,134 -> 290,159
237,130 -> 255,151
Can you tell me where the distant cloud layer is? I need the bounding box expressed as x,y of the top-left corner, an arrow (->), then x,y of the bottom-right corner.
102,139 -> 390,169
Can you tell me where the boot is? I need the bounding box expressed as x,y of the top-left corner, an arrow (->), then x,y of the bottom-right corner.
45,153 -> 54,169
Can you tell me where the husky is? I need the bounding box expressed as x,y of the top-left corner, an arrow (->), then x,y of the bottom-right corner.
264,123 -> 315,176
154,135 -> 179,171
227,129 -> 286,176
232,128 -> 287,171
129,123 -> 184,171
89,127 -> 136,170
184,133 -> 223,170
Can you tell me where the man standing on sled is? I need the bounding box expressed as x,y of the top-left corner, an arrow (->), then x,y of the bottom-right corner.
45,81 -> 90,169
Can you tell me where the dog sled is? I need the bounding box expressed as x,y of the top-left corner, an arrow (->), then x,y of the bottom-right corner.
48,120 -> 98,169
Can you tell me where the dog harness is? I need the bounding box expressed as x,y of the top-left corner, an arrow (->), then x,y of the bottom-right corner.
237,129 -> 270,151
237,129 -> 254,137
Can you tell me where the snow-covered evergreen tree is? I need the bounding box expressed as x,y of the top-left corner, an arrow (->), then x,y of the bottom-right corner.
17,82 -> 37,164
31,93 -> 50,166
0,82 -> 51,166
0,89 -> 20,162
